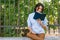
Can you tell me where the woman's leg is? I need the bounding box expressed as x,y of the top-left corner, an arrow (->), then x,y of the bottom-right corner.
27,32 -> 40,40
37,33 -> 45,40
32,33 -> 45,40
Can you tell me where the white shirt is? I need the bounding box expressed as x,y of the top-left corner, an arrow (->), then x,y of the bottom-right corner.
27,12 -> 48,34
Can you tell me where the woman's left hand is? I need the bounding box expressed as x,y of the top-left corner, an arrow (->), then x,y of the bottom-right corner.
37,19 -> 47,30
36,19 -> 42,25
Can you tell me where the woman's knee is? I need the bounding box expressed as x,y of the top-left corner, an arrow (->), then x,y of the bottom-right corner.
37,33 -> 45,40
38,33 -> 45,37
27,32 -> 34,37
27,32 -> 31,37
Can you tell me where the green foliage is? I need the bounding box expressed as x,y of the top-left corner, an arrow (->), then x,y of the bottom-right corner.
0,0 -> 60,37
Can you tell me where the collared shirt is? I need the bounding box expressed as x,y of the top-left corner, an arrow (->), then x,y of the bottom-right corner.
27,12 -> 48,34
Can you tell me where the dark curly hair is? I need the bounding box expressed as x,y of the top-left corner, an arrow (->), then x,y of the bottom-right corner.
34,3 -> 44,13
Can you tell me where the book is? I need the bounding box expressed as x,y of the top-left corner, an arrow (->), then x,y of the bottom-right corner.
33,12 -> 46,21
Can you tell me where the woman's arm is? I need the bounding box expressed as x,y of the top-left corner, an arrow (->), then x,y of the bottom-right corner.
28,27 -> 32,32
37,19 -> 47,30
40,23 -> 47,30
27,14 -> 36,34
28,27 -> 36,34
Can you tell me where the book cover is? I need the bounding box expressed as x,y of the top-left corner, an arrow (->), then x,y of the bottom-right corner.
33,12 -> 46,21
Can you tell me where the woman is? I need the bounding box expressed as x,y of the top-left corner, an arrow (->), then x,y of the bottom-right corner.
27,3 -> 48,40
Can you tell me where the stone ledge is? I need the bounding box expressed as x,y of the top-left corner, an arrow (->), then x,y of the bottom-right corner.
0,36 -> 59,40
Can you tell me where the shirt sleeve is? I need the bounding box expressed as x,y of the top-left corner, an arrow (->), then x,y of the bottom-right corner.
27,15 -> 32,27
43,17 -> 48,29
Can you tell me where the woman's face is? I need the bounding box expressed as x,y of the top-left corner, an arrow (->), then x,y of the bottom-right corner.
36,6 -> 43,13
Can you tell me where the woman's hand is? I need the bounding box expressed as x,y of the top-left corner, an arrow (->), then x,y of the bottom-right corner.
29,30 -> 36,34
28,27 -> 36,34
36,19 -> 42,25
32,31 -> 36,34
36,19 -> 47,30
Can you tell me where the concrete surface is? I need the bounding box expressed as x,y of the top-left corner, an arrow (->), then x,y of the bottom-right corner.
0,36 -> 60,40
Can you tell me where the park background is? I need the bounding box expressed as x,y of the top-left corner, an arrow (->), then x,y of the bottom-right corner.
0,0 -> 60,37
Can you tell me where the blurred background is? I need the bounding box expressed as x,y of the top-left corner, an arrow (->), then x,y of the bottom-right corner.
0,0 -> 60,37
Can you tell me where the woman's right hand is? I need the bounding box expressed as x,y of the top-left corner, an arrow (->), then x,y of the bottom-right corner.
30,30 -> 36,34
32,32 -> 36,34
28,27 -> 36,34
29,30 -> 36,34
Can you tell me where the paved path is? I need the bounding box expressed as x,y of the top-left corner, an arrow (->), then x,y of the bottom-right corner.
0,36 -> 60,40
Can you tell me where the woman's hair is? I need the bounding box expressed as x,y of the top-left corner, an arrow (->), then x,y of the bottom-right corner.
34,3 -> 44,13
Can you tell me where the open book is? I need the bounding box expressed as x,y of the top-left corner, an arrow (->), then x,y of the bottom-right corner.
33,12 -> 46,21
